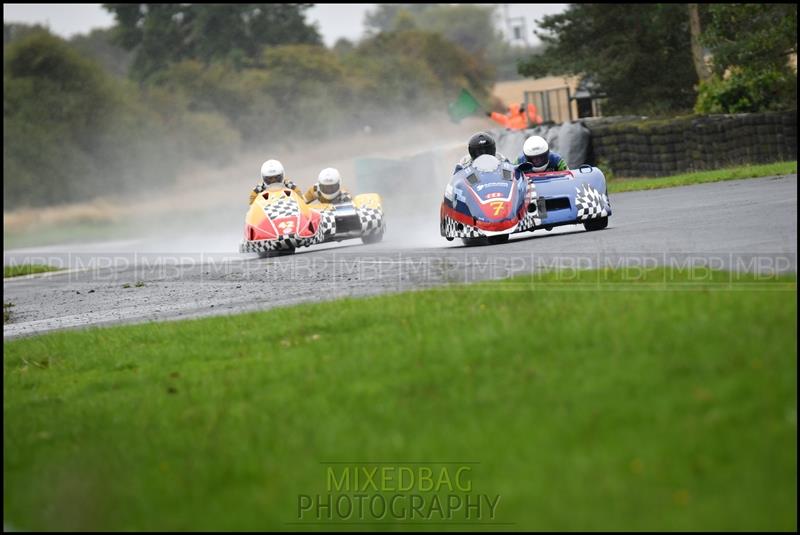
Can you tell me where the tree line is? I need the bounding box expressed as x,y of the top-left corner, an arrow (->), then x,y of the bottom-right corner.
518,3 -> 796,116
4,4 -> 502,209
5,4 -> 795,210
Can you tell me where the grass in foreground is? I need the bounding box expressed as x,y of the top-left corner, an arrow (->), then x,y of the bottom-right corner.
3,269 -> 797,531
3,263 -> 62,278
608,160 -> 796,193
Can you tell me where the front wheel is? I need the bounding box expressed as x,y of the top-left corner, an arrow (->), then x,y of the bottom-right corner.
583,217 -> 608,231
259,247 -> 295,258
487,234 -> 510,245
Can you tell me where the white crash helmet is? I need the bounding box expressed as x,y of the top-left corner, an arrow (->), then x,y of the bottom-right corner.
260,159 -> 285,185
522,136 -> 550,172
317,167 -> 342,200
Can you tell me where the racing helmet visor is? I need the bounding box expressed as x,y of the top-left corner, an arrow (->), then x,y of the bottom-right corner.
263,173 -> 284,185
319,182 -> 340,196
473,145 -> 494,158
527,151 -> 550,169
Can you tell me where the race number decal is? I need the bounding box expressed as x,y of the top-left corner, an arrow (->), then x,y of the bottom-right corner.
278,220 -> 295,234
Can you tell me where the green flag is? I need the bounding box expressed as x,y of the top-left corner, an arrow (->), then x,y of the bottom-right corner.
447,88 -> 481,123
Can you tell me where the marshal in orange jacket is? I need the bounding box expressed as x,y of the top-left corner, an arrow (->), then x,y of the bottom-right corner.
489,103 -> 542,130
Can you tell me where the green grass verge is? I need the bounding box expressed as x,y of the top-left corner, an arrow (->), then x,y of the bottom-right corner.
3,263 -> 62,278
3,269 -> 797,531
3,217 -> 147,250
608,160 -> 797,193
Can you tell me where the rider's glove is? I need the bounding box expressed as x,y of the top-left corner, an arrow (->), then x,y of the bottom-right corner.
285,180 -> 297,191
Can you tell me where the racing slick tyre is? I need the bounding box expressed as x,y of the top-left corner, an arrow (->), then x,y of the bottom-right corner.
258,247 -> 296,259
583,216 -> 609,232
461,237 -> 483,247
361,230 -> 384,245
487,234 -> 510,245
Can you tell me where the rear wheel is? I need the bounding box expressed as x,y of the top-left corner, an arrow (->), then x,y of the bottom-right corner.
583,217 -> 608,231
362,230 -> 384,245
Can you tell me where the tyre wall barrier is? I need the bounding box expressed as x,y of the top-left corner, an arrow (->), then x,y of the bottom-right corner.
585,110 -> 797,177
354,110 -> 796,202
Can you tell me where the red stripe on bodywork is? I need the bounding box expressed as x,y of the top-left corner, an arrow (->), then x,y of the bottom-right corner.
523,170 -> 574,180
441,203 -> 519,232
441,204 -> 475,226
477,217 -> 519,232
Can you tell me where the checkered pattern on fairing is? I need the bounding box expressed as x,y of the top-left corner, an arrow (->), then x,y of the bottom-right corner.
263,197 -> 300,220
315,209 -> 337,242
575,183 -> 609,221
358,206 -> 384,235
518,180 -> 540,231
239,235 -> 315,253
441,215 -> 483,239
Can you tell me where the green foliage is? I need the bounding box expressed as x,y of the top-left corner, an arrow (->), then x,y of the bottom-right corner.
701,4 -> 797,76
694,4 -> 797,114
4,22 -> 50,45
4,14 -> 497,209
145,30 -> 494,143
594,158 -> 615,181
695,68 -> 797,114
4,30 -> 123,207
365,4 -> 504,56
354,29 -> 493,102
149,60 -> 270,144
68,28 -> 133,78
104,4 -> 321,80
415,4 -> 502,56
331,37 -> 355,55
518,4 -> 699,115
489,43 -> 544,81
258,45 -> 353,136
363,4 -> 431,35
363,3 -> 547,81
3,29 -> 198,209
177,111 -> 241,165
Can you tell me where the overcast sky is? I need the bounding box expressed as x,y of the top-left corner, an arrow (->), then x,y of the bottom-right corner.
3,3 -> 568,46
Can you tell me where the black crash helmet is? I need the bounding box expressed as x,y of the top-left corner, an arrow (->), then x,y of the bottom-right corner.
467,132 -> 496,159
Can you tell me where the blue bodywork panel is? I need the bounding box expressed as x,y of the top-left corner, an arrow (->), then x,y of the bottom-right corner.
522,165 -> 612,227
444,157 -> 526,225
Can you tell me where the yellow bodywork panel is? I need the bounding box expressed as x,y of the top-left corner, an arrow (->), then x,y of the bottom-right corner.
354,193 -> 382,210
246,188 -> 383,228
245,188 -> 315,227
312,193 -> 383,212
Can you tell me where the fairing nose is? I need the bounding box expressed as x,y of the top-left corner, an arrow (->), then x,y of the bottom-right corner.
478,200 -> 512,221
247,221 -> 278,240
